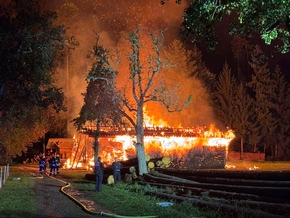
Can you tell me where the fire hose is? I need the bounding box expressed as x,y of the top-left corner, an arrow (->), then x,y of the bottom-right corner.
47,174 -> 158,218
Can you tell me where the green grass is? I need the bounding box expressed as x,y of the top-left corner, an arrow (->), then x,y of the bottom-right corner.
2,161 -> 290,218
72,181 -> 221,218
62,170 -> 223,218
0,166 -> 37,217
226,160 -> 290,170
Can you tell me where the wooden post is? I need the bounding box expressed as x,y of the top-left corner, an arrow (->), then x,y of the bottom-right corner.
4,165 -> 6,184
0,167 -> 2,189
7,164 -> 9,178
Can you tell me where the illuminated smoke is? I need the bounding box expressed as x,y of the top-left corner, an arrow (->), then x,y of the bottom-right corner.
49,0 -> 214,136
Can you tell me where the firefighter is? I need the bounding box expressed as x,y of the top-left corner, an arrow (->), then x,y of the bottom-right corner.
55,154 -> 61,174
95,156 -> 104,192
49,154 -> 57,176
38,154 -> 46,173
112,157 -> 122,183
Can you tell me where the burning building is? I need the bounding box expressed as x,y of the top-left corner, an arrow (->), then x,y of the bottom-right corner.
59,124 -> 235,170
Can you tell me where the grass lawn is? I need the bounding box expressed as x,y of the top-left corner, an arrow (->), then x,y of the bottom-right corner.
59,169 -> 220,218
1,161 -> 290,218
226,160 -> 290,171
0,166 -> 37,217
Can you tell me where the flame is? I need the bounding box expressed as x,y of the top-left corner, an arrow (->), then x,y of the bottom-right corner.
143,106 -> 168,127
63,158 -> 83,169
65,108 -> 235,169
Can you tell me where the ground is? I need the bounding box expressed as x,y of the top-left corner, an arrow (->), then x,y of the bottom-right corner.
23,166 -> 112,218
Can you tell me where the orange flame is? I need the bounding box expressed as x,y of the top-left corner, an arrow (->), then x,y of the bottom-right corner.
65,108 -> 235,169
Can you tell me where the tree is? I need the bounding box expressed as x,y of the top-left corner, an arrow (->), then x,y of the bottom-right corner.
85,28 -> 191,175
232,84 -> 258,159
146,39 -> 213,126
0,0 -> 67,160
182,0 -> 290,53
230,36 -> 254,82
73,38 -> 124,163
212,62 -> 237,129
269,66 -> 290,159
123,29 -> 191,175
247,46 -> 279,159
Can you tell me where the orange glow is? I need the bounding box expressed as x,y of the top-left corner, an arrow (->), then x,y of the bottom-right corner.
143,106 -> 168,127
76,128 -> 235,171
66,109 -> 235,169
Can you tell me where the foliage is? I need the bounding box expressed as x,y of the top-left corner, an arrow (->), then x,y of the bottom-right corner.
73,38 -> 125,161
73,40 -> 122,130
0,0 -> 68,159
183,0 -> 290,53
247,46 -> 290,159
232,84 -> 259,155
270,67 -> 290,158
247,46 -> 278,155
212,62 -> 237,129
148,39 -> 214,126
213,47 -> 290,158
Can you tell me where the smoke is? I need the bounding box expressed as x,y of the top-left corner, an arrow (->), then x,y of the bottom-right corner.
49,0 -> 213,135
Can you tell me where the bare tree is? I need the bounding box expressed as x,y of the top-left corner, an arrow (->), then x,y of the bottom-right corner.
119,28 -> 191,175
88,28 -> 191,175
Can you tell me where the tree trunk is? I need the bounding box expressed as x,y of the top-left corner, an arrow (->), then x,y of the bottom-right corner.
135,103 -> 148,176
94,119 -> 101,163
240,138 -> 244,160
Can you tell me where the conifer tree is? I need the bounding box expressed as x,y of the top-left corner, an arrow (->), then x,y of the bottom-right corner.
247,46 -> 278,159
73,39 -> 124,162
232,84 -> 258,158
212,62 -> 237,129
270,66 -> 290,158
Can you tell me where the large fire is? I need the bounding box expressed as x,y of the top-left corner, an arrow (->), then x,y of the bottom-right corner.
63,123 -> 235,170
63,107 -> 235,169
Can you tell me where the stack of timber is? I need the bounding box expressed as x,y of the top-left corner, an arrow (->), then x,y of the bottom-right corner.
181,145 -> 226,169
85,155 -> 173,183
85,157 -> 141,182
139,169 -> 290,217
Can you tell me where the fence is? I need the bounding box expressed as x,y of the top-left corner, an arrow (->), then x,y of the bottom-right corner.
0,164 -> 10,189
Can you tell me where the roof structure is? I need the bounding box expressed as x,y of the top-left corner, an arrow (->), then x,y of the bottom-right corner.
46,138 -> 74,153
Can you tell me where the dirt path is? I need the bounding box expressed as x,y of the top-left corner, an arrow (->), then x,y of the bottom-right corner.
19,167 -> 112,218
34,174 -> 100,218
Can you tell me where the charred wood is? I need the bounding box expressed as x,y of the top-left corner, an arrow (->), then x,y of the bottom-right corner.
138,181 -> 262,202
155,168 -> 290,181
139,181 -> 290,216
144,173 -> 290,200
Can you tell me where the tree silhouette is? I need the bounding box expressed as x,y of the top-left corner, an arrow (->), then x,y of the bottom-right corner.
212,62 -> 237,129
73,39 -> 124,162
268,66 -> 290,159
247,46 -> 279,159
232,84 -> 258,159
0,0 -> 67,160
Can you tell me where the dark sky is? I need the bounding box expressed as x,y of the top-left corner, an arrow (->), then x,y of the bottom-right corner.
1,0 -> 288,78
1,0 -> 289,131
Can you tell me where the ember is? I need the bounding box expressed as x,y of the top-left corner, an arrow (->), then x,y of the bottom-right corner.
63,124 -> 235,170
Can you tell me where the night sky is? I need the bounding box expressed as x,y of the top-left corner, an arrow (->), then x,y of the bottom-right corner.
1,0 -> 289,133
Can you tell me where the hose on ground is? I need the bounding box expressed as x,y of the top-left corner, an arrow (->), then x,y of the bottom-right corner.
47,174 -> 157,218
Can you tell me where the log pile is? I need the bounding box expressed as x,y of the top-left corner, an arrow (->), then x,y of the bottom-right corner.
138,169 -> 290,217
182,145 -> 226,169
